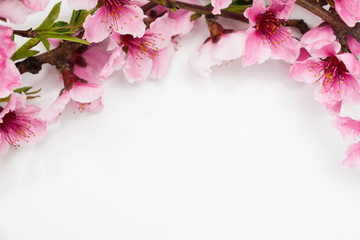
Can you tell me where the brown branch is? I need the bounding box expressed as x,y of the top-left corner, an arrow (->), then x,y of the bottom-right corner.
285,19 -> 310,34
148,0 -> 248,22
296,0 -> 360,49
16,42 -> 84,74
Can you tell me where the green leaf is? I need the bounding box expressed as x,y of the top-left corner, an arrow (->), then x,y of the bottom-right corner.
40,38 -> 51,51
224,4 -> 251,12
36,2 -> 62,30
12,50 -> 40,61
14,86 -> 33,93
11,38 -> 41,61
70,9 -> 88,26
39,33 -> 89,45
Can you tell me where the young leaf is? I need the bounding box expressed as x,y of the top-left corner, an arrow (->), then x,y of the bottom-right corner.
40,38 -> 51,51
36,2 -> 62,30
39,33 -> 89,45
11,38 -> 41,61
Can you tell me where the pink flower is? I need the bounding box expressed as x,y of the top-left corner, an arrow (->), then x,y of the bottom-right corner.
82,0 -> 146,43
242,0 -> 300,67
342,142 -> 360,167
347,34 -> 360,59
190,22 -> 246,77
0,93 -> 47,154
211,0 -> 231,15
0,0 -> 49,24
46,45 -> 112,124
108,14 -> 175,82
0,26 -> 21,98
334,116 -> 360,141
334,0 -> 360,27
290,25 -> 360,107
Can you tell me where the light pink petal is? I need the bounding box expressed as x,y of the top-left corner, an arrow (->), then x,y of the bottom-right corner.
343,73 -> 360,104
169,9 -> 195,36
337,53 -> 360,76
242,29 -> 271,67
290,58 -> 322,83
269,0 -> 296,19
71,98 -> 104,113
306,41 -> 341,59
113,4 -> 146,38
342,141 -> 360,167
0,25 -> 17,58
83,7 -> 113,43
68,0 -> 97,10
334,0 -> 360,27
244,0 -> 266,25
21,0 -> 49,11
334,116 -> 360,141
0,0 -> 32,24
150,44 -> 176,79
325,100 -> 342,115
99,47 -> 126,80
347,34 -> 360,58
0,60 -> 22,98
270,33 -> 301,63
189,41 -> 221,78
213,31 -> 246,61
301,25 -> 336,46
124,52 -> 153,82
211,0 -> 232,15
45,91 -> 71,125
147,14 -> 176,50
70,82 -> 105,103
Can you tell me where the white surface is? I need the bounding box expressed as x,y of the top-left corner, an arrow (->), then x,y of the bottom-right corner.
1,1 -> 360,240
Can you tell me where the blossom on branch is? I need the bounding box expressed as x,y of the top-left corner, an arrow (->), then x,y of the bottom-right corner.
290,25 -> 360,110
0,93 -> 47,154
107,14 -> 176,82
334,0 -> 360,27
82,0 -> 146,43
242,0 -> 300,67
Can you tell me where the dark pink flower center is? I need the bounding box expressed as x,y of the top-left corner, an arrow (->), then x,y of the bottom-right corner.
0,110 -> 36,149
121,34 -> 163,63
310,56 -> 348,93
256,12 -> 291,47
104,0 -> 138,31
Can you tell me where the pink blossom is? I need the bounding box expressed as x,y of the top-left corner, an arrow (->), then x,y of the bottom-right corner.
334,0 -> 360,27
290,25 -> 360,107
0,0 -> 49,24
108,14 -> 175,82
334,116 -> 360,141
342,141 -> 360,167
46,45 -> 112,124
190,23 -> 246,77
0,93 -> 47,154
242,0 -> 300,67
46,77 -> 105,125
211,0 -> 231,15
82,0 -> 146,43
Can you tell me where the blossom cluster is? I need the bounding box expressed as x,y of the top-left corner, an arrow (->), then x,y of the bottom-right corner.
1,0 -> 360,167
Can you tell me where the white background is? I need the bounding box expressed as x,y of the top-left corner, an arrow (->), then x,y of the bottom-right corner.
1,1 -> 360,239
